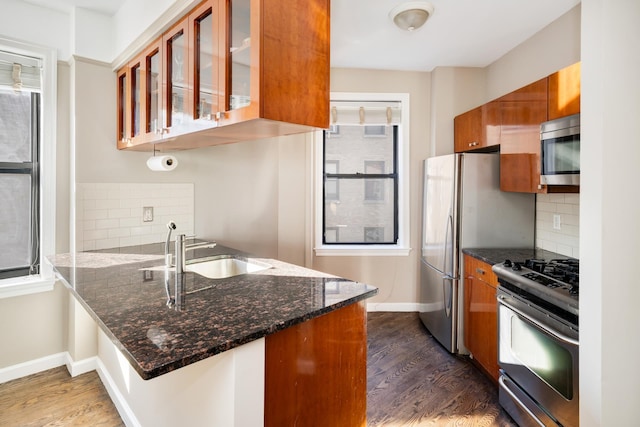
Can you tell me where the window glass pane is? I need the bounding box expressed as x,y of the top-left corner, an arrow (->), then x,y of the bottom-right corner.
324,178 -> 395,243
0,88 -> 32,162
0,174 -> 32,270
325,125 -> 394,174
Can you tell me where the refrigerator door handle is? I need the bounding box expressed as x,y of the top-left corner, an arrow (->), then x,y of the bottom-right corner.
442,275 -> 454,317
444,213 -> 454,276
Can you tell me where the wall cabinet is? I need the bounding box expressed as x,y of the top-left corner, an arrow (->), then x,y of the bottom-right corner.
548,62 -> 581,120
453,62 -> 581,193
454,101 -> 500,153
463,254 -> 499,384
498,78 -> 549,193
117,0 -> 329,151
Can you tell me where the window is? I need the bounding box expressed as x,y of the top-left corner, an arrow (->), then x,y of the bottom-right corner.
0,88 -> 39,279
0,38 -> 57,297
316,93 -> 410,256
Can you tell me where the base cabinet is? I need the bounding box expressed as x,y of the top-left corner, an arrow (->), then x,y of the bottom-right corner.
463,255 -> 499,383
265,302 -> 367,426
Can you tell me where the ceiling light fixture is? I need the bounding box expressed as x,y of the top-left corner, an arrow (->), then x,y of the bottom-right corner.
389,1 -> 434,32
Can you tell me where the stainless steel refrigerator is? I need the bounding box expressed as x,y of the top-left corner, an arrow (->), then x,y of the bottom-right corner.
419,152 -> 535,353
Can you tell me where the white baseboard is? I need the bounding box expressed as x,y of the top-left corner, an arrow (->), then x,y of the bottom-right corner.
0,352 -> 67,384
367,302 -> 420,312
95,358 -> 141,427
0,352 -> 101,385
65,354 -> 98,377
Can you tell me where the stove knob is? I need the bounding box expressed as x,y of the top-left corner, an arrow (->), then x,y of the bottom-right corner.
512,262 -> 522,271
504,259 -> 513,267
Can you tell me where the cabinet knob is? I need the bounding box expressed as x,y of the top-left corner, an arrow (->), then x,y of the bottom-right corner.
469,141 -> 478,147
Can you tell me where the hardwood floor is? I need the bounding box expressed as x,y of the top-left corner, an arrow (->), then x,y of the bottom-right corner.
0,367 -> 124,427
0,312 -> 515,427
367,312 -> 516,426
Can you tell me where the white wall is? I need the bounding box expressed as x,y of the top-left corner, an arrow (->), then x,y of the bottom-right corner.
581,0 -> 640,425
312,68 -> 430,306
486,4 -> 581,101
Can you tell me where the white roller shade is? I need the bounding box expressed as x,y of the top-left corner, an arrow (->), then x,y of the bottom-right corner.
0,50 -> 42,92
329,100 -> 402,126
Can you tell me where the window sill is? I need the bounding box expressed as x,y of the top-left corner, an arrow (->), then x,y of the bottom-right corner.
314,246 -> 412,257
0,275 -> 56,299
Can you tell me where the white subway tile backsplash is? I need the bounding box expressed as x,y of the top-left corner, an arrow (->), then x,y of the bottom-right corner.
536,194 -> 579,258
77,183 -> 194,251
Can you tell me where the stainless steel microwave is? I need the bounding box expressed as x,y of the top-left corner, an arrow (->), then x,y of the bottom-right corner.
540,113 -> 580,186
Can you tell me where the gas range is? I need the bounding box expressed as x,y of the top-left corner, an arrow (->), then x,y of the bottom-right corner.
492,257 -> 579,329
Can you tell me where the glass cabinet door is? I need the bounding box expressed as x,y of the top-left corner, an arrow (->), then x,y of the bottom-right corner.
228,0 -> 252,111
191,0 -> 220,121
131,60 -> 141,139
164,18 -> 189,129
117,69 -> 127,145
145,40 -> 162,137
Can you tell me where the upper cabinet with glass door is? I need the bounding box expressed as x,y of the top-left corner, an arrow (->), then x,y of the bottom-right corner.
116,0 -> 330,151
117,38 -> 163,149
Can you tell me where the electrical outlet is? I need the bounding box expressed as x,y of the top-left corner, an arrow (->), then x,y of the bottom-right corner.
553,214 -> 561,230
143,206 -> 154,222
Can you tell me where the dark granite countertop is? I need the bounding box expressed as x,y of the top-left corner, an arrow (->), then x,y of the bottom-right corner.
48,242 -> 377,380
462,247 -> 576,265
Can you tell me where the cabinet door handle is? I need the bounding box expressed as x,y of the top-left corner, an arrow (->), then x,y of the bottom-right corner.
475,267 -> 485,275
468,141 -> 479,147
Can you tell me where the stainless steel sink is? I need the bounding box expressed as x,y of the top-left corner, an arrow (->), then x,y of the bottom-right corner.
186,256 -> 271,279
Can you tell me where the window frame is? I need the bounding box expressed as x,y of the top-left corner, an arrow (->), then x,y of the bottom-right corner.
314,92 -> 410,256
0,37 -> 57,298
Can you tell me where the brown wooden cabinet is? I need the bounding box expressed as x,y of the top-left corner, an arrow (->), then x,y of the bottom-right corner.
498,77 -> 549,193
265,302 -> 367,426
548,62 -> 581,120
116,0 -> 329,151
463,254 -> 499,384
453,62 -> 581,193
454,101 -> 500,153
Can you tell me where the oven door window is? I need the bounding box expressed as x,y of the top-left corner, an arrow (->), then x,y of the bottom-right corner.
541,134 -> 580,175
511,315 -> 573,399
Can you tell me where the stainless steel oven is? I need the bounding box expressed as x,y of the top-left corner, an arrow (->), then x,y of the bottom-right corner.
498,288 -> 578,427
493,258 -> 579,427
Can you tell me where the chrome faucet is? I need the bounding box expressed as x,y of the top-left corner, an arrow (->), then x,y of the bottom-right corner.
165,221 -> 177,268
174,233 -> 217,275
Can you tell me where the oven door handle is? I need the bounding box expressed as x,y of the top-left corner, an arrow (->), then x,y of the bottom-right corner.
498,295 -> 579,346
498,376 -> 546,427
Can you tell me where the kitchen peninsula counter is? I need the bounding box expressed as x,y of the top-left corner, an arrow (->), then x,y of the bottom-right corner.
49,242 -> 377,380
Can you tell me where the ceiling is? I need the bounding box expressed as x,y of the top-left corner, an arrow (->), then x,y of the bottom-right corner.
20,0 -> 580,71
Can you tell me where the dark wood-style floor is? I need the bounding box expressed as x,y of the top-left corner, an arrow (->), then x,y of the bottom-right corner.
367,312 -> 516,426
0,312 -> 515,426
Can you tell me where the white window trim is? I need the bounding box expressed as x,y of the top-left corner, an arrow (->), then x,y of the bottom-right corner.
0,37 -> 57,298
314,92 -> 411,257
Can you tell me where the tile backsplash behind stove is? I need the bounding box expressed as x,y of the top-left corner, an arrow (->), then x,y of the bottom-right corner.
536,193 -> 580,259
76,183 -> 194,251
